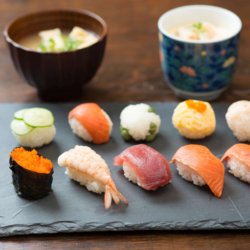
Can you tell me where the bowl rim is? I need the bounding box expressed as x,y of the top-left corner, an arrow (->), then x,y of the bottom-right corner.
158,4 -> 242,44
3,8 -> 108,54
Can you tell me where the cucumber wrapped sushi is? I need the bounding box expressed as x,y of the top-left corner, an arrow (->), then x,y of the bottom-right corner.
9,147 -> 53,199
120,103 -> 161,142
10,107 -> 56,147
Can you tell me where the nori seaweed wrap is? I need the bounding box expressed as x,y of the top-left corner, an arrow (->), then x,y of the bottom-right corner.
9,147 -> 53,199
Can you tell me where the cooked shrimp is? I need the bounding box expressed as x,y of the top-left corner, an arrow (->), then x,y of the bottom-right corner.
58,145 -> 128,209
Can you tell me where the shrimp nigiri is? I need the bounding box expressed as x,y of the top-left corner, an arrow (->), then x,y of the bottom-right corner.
171,144 -> 224,198
222,143 -> 250,184
114,144 -> 172,190
68,103 -> 112,144
58,145 -> 128,209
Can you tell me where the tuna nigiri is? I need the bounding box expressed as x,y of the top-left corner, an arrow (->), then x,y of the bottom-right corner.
171,144 -> 224,198
58,145 -> 128,209
68,103 -> 113,144
222,143 -> 250,184
114,144 -> 172,190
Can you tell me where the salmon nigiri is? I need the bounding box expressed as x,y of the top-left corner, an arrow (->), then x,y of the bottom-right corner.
68,103 -> 112,144
114,144 -> 172,190
222,143 -> 250,184
58,145 -> 128,209
171,144 -> 224,198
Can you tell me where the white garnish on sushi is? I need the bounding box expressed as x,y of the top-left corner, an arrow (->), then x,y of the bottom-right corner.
120,103 -> 161,141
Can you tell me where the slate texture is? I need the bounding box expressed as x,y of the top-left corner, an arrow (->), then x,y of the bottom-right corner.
0,102 -> 249,237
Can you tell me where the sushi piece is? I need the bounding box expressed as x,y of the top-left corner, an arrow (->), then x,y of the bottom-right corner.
171,144 -> 224,198
68,103 -> 113,144
9,147 -> 53,199
10,107 -> 56,147
58,145 -> 128,209
114,144 -> 172,190
172,99 -> 216,139
120,103 -> 161,142
225,100 -> 250,141
222,143 -> 250,184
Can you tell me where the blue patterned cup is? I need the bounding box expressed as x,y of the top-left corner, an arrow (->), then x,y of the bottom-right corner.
158,5 -> 242,100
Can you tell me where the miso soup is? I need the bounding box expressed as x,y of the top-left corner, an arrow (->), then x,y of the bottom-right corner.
18,26 -> 99,52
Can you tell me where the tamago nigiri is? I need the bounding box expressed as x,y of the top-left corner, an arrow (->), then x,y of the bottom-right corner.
114,144 -> 172,190
68,103 -> 113,144
171,144 -> 224,198
58,145 -> 128,209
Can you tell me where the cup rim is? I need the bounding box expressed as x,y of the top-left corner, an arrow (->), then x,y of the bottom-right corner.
158,5 -> 242,44
3,8 -> 108,54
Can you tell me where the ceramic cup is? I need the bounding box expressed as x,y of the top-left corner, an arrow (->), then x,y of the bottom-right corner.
158,5 -> 242,100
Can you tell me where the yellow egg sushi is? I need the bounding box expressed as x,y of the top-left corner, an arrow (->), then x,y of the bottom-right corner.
172,99 -> 216,139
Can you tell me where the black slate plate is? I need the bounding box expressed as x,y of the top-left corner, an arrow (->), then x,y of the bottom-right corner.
0,102 -> 249,237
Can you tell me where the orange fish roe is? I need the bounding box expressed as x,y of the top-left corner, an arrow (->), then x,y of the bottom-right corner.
185,99 -> 207,113
10,147 -> 53,174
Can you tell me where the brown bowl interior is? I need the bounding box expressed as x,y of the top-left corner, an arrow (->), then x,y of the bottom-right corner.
7,9 -> 107,49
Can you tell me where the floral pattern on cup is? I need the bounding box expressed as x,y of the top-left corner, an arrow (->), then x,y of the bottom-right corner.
159,33 -> 240,93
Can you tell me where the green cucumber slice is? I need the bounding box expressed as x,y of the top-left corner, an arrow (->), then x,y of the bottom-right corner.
10,119 -> 33,135
14,108 -> 29,120
23,108 -> 54,127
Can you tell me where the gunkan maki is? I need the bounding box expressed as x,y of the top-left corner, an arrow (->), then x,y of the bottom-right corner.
9,147 -> 53,199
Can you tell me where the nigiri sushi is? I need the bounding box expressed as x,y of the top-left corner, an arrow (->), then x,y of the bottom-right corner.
225,100 -> 250,141
58,145 -> 128,209
172,100 -> 216,139
222,143 -> 250,184
114,144 -> 172,190
68,103 -> 113,144
171,144 -> 224,198
120,103 -> 161,142
9,147 -> 53,199
10,107 -> 56,147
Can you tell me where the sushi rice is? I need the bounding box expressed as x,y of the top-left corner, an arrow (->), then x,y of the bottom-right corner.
13,125 -> 56,148
68,118 -> 92,142
123,164 -> 138,185
226,158 -> 250,184
174,161 -> 206,186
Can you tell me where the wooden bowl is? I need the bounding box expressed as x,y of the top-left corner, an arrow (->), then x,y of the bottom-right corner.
4,9 -> 107,101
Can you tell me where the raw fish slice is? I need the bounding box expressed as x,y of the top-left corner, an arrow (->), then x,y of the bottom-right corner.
69,103 -> 112,144
171,144 -> 224,198
58,145 -> 128,209
222,143 -> 250,183
114,144 -> 172,190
